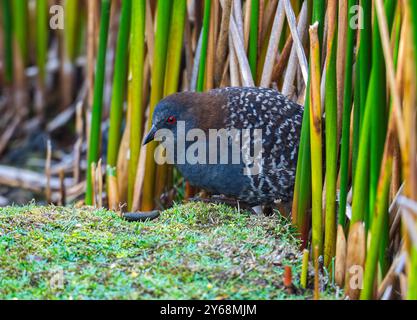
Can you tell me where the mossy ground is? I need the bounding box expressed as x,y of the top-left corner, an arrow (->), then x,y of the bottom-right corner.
0,202 -> 337,300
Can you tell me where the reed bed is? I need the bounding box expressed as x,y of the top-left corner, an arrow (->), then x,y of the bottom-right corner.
0,0 -> 416,300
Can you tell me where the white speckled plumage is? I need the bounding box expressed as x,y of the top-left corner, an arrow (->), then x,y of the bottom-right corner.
211,87 -> 303,205
147,87 -> 304,206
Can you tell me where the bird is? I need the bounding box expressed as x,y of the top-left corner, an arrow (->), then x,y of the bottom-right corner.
143,87 -> 304,209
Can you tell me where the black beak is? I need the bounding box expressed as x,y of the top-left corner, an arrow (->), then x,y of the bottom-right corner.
143,125 -> 157,145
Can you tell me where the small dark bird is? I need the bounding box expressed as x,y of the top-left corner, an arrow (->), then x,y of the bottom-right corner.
143,87 -> 304,208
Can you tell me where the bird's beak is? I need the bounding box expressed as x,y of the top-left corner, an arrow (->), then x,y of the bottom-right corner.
143,125 -> 157,145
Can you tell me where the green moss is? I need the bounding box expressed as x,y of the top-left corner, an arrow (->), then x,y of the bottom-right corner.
0,202 -> 336,300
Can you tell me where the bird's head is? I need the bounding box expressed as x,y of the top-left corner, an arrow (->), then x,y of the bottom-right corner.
143,91 -> 227,145
143,97 -> 183,145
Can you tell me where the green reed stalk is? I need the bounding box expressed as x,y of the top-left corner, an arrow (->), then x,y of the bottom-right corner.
64,0 -> 80,61
312,0 -> 325,48
338,0 -> 357,228
369,0 -> 395,230
408,248 -> 417,300
1,0 -> 13,83
359,3 -> 372,103
107,0 -> 132,169
323,0 -> 338,268
351,0 -> 395,226
310,4 -> 326,242
360,140 -> 392,300
352,0 -> 372,207
152,0 -> 187,201
376,4 -> 401,275
352,52 -> 361,179
361,66 -> 397,298
358,0 -> 372,125
350,80 -> 375,225
141,0 -> 173,211
392,9 -> 401,67
249,0 -> 259,78
127,0 -> 146,210
36,0 -> 48,82
412,0 -> 417,75
309,23 -> 323,257
164,0 -> 186,96
406,0 -> 417,300
291,103 -> 312,246
85,0 -> 111,205
11,0 -> 28,63
300,249 -> 309,288
197,0 -> 211,92
292,0 -> 325,246
360,6 -> 402,282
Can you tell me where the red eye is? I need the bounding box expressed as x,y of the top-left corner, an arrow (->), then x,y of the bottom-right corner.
167,116 -> 177,124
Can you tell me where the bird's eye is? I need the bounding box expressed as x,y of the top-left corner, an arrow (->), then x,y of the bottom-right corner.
167,116 -> 177,124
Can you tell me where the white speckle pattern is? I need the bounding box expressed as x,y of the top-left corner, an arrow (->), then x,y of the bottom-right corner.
212,87 -> 304,205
